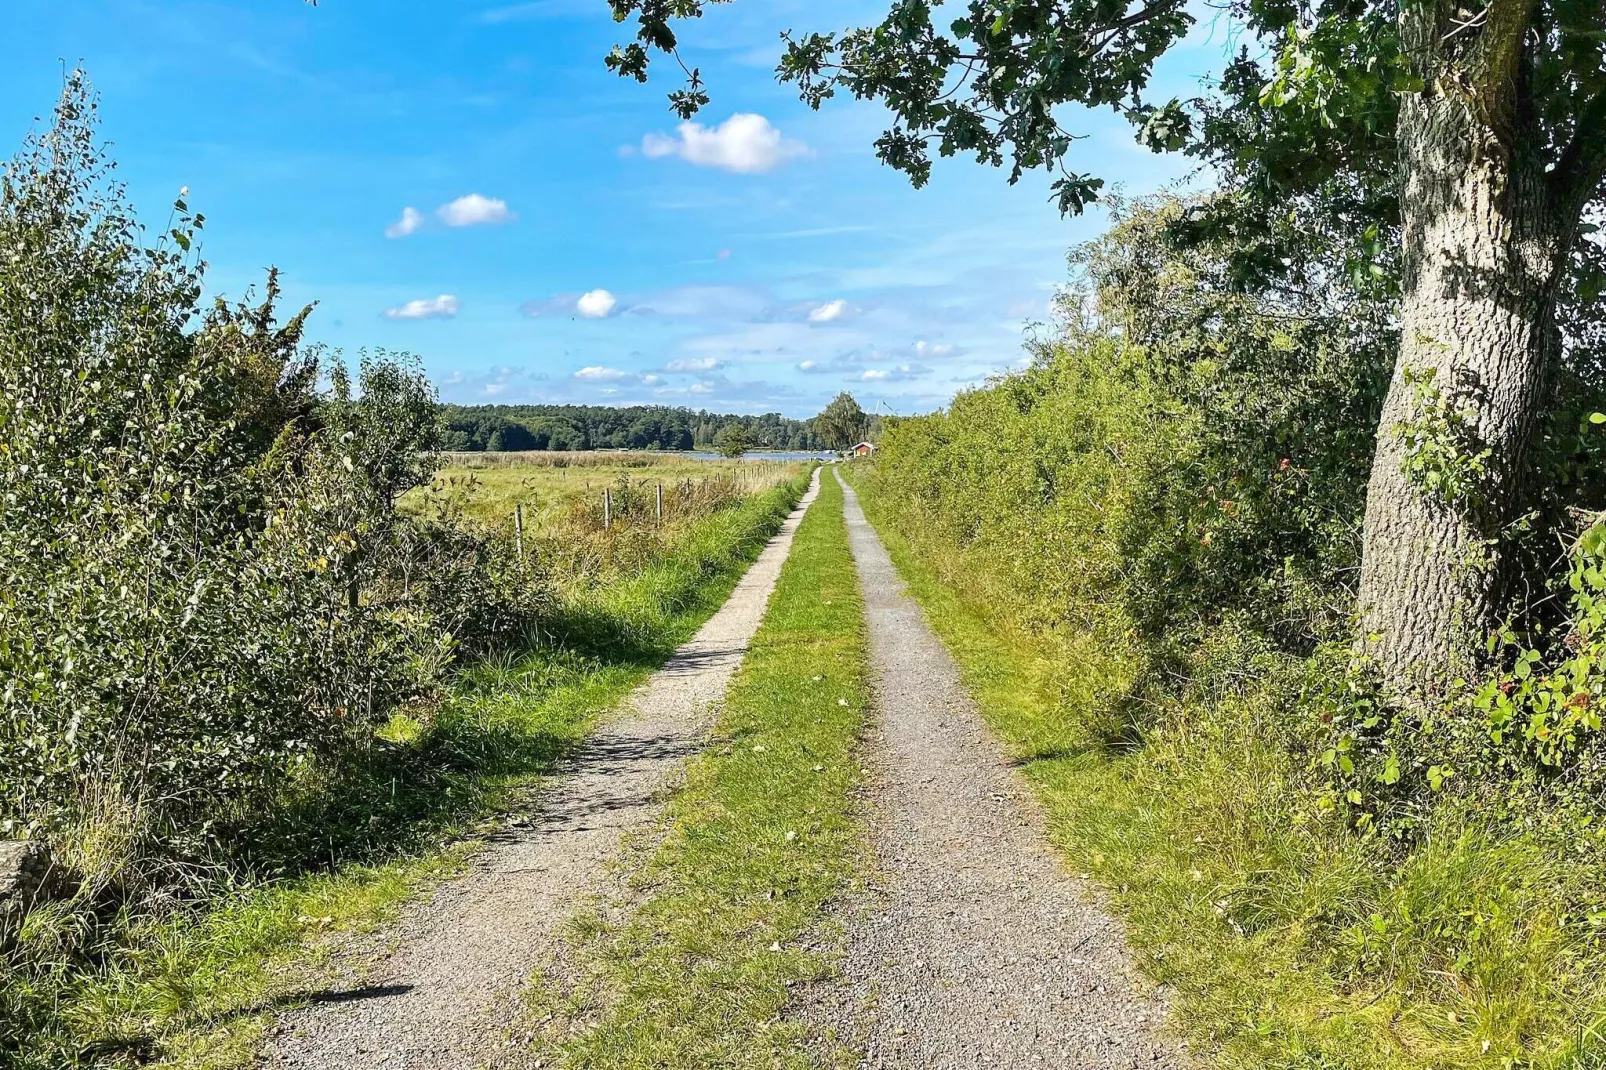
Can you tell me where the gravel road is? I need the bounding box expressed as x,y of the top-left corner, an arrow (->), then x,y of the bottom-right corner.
819,469 -> 1176,1069
263,468 -> 821,1070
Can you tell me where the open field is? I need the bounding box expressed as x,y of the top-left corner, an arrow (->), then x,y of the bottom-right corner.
403,452 -> 808,530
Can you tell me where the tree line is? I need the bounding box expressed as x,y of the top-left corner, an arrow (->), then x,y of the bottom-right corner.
439,394 -> 879,453
440,403 -> 823,452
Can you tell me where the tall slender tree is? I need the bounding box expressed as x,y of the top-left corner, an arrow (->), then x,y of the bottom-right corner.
814,392 -> 868,451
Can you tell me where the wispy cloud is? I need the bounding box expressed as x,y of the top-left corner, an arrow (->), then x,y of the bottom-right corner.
640,114 -> 807,175
757,225 -> 876,240
664,357 -> 725,373
859,363 -> 932,382
383,294 -> 460,320
807,298 -> 848,324
573,365 -> 633,382
385,206 -> 423,239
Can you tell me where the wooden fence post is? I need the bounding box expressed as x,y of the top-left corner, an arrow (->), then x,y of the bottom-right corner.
656,482 -> 663,527
604,487 -> 612,531
514,503 -> 524,558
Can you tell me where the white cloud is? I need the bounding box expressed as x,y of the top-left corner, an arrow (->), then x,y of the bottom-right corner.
860,363 -> 931,382
573,365 -> 632,382
385,206 -> 423,239
576,289 -> 618,318
808,299 -> 848,323
797,359 -> 823,373
437,193 -> 513,227
664,357 -> 725,373
382,294 -> 460,320
640,113 -> 807,175
914,340 -> 957,357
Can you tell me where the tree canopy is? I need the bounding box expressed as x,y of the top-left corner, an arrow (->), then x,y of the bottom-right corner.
813,392 -> 869,451
607,0 -> 1603,229
438,404 -> 824,452
713,422 -> 753,458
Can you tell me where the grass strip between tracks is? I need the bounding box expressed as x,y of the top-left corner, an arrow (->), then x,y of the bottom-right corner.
540,466 -> 870,1070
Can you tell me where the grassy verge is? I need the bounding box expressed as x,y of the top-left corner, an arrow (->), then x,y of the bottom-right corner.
535,467 -> 869,1069
10,477 -> 811,1070
842,464 -> 1606,1070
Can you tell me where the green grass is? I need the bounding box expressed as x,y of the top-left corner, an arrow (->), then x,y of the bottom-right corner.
534,467 -> 870,1069
5,477 -> 812,1070
403,453 -> 802,529
842,465 -> 1606,1070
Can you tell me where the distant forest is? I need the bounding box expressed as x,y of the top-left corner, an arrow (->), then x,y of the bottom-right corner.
439,404 -> 828,452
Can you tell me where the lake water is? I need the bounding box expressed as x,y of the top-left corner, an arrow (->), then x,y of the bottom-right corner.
672,450 -> 841,463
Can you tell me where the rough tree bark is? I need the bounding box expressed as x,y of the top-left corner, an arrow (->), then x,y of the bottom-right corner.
1357,0 -> 1583,694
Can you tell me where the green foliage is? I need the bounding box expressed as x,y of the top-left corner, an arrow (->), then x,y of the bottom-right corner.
0,82 -> 489,869
811,391 -> 868,451
711,422 -> 751,458
438,404 -> 824,453
0,65 -> 551,1011
1394,366 -> 1493,508
1468,521 -> 1606,769
872,193 -> 1388,671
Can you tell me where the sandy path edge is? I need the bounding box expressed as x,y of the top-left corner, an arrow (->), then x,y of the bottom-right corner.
263,467 -> 823,1070
814,469 -> 1177,1069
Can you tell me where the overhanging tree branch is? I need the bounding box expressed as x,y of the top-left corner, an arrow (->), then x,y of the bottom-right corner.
1552,88 -> 1606,220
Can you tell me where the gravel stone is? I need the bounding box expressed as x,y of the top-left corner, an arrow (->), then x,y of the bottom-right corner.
0,839 -> 50,914
264,468 -> 821,1070
818,470 -> 1178,1069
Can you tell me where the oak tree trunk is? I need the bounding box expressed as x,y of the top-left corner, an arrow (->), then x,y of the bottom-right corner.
1357,12 -> 1571,694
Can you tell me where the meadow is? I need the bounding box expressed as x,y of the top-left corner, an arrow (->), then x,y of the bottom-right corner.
404,453 -> 804,530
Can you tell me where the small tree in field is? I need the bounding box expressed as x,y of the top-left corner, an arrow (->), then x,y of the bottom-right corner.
713,423 -> 752,458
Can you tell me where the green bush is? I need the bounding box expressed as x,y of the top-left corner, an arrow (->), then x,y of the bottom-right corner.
0,78 -> 544,890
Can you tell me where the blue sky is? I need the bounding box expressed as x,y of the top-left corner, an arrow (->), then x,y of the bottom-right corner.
3,0 -> 1233,418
